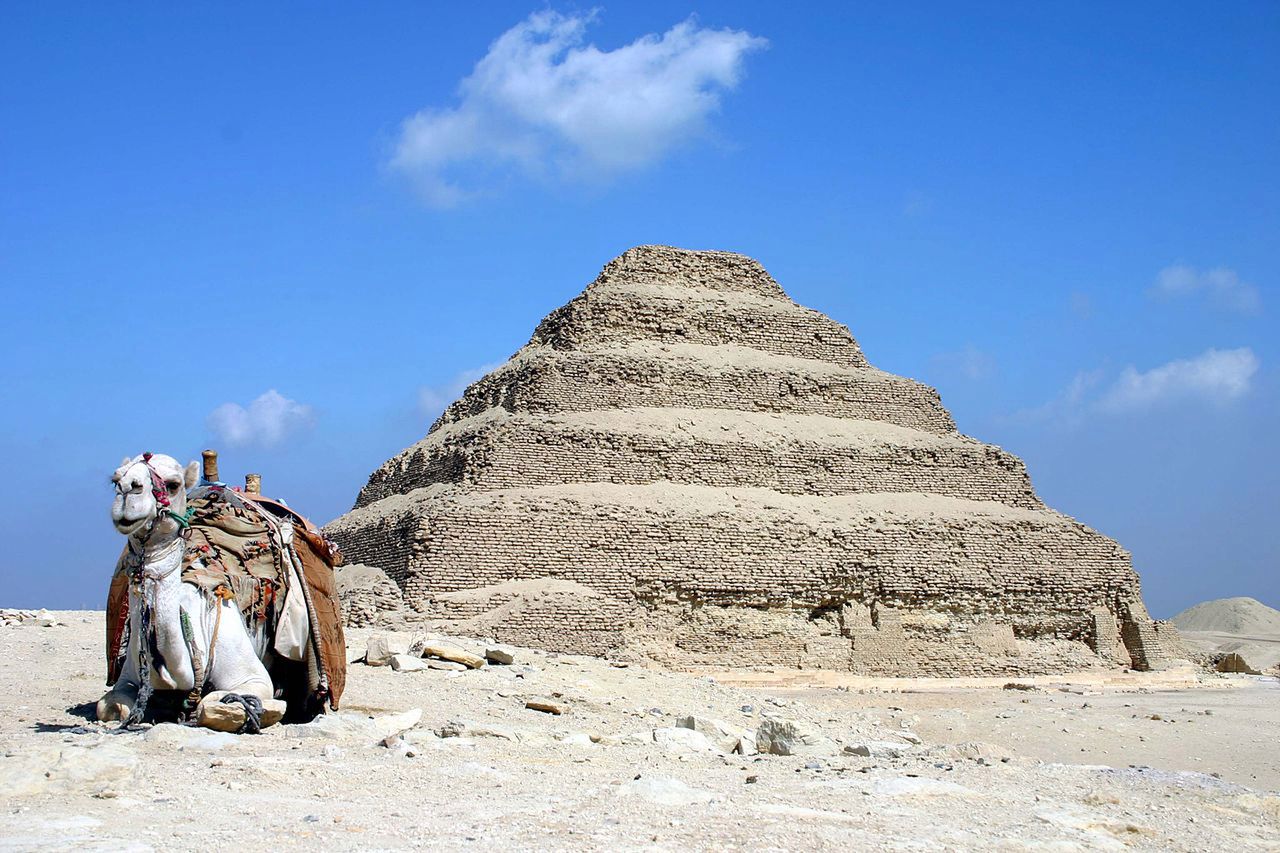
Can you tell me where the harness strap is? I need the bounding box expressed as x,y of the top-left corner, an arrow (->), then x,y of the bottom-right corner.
179,607 -> 205,716
206,585 -> 235,677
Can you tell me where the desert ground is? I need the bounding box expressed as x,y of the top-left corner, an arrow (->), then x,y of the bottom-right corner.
2,611 -> 1277,851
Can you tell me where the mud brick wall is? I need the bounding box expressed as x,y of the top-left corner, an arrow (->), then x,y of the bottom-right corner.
326,245 -> 1181,674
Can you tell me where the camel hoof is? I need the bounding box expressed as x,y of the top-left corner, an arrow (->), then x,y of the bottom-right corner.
96,694 -> 132,722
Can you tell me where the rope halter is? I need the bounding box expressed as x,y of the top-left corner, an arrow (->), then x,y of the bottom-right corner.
137,452 -> 194,530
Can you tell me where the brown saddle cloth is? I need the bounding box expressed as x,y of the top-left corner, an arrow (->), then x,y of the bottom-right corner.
105,486 -> 346,711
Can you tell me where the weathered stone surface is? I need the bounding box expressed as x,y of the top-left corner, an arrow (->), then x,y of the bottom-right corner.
844,740 -> 911,759
196,696 -> 286,732
485,646 -> 516,665
676,715 -> 742,753
2,743 -> 137,796
426,659 -> 469,672
390,653 -> 429,672
525,698 -> 567,715
617,775 -> 714,806
326,245 -> 1178,676
336,564 -> 406,628
653,726 -> 719,756
755,717 -> 835,756
420,642 -> 485,669
146,723 -> 239,750
365,633 -> 410,666
282,708 -> 420,742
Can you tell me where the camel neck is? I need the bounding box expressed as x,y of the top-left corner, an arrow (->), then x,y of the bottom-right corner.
130,529 -> 184,576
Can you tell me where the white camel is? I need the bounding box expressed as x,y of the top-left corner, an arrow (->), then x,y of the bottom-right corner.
97,452 -> 279,729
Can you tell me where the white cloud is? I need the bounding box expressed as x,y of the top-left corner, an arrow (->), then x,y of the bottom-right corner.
1098,347 -> 1259,412
419,363 -> 503,419
207,390 -> 314,448
1014,348 -> 1259,423
1150,265 -> 1261,314
390,11 -> 767,206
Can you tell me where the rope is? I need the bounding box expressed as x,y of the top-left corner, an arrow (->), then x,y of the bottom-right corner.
121,591 -> 154,729
219,693 -> 264,734
164,506 -> 195,529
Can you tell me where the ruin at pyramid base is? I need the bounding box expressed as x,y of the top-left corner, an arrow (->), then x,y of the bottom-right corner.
326,245 -> 1187,676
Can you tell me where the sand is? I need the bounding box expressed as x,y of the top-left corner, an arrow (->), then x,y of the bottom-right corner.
1172,597 -> 1280,674
1,611 -> 1278,850
1172,597 -> 1280,635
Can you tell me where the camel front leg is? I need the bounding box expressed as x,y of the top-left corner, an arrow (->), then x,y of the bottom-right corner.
97,616 -> 141,722
195,600 -> 280,732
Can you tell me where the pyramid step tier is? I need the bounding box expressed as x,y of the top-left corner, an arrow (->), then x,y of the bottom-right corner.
595,245 -> 788,299
530,281 -> 868,367
357,409 -> 1041,510
327,482 -> 1137,646
433,343 -> 956,435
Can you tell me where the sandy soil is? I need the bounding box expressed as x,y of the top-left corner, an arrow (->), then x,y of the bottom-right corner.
2,612 -> 1278,851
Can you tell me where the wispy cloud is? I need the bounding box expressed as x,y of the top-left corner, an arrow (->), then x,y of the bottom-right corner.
930,345 -> 996,380
207,390 -> 314,448
419,363 -> 503,419
1013,347 -> 1259,423
389,11 -> 767,206
1149,264 -> 1261,314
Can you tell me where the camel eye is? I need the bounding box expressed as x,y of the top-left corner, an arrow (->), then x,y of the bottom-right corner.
166,480 -> 182,492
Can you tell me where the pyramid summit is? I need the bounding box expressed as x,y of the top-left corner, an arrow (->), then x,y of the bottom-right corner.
327,245 -> 1183,675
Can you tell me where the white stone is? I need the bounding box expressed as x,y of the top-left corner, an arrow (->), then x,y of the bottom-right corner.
652,727 -> 718,756
871,776 -> 982,798
145,723 -> 239,750
617,775 -> 714,806
676,715 -> 742,754
390,653 -> 429,672
365,633 -> 410,666
755,717 -> 836,756
196,695 -> 286,732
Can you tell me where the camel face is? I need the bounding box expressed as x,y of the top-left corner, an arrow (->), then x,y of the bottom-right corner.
110,453 -> 198,536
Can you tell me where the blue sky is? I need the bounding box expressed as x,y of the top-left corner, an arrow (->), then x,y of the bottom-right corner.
2,3 -> 1276,616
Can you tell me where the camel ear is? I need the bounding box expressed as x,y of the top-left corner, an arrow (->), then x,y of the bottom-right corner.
184,460 -> 200,488
121,456 -> 132,468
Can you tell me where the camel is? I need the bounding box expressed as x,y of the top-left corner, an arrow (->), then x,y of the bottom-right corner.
97,452 -> 304,730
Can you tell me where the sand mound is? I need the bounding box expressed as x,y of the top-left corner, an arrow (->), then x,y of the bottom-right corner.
1171,597 -> 1280,636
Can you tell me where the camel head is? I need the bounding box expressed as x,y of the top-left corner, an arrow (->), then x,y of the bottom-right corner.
110,453 -> 199,538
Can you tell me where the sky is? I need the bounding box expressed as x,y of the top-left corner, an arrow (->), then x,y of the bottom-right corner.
2,3 -> 1276,616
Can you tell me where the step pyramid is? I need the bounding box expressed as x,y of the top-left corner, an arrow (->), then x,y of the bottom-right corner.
326,246 -> 1183,675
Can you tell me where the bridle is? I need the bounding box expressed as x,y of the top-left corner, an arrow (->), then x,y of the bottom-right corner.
116,452 -> 195,544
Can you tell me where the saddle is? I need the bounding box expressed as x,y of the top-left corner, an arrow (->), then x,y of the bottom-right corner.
105,485 -> 346,712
